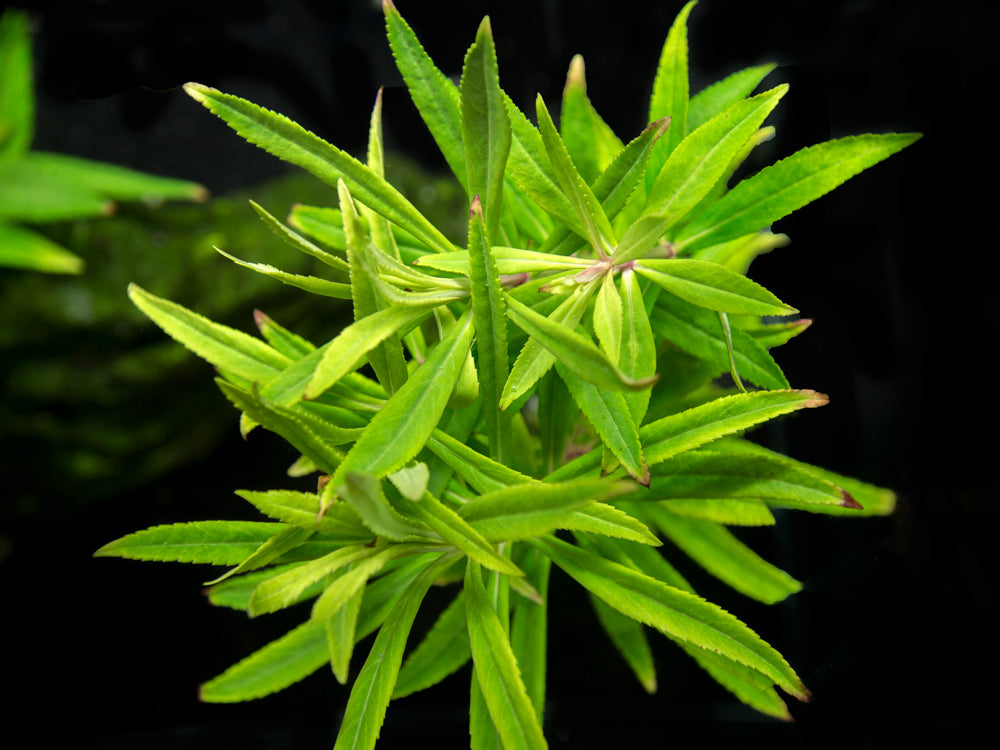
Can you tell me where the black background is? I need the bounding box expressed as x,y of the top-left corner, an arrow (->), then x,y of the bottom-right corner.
3,0 -> 992,747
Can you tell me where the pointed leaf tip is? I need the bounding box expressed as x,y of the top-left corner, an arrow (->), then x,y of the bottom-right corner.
567,54 -> 586,91
183,82 -> 213,103
797,389 -> 829,408
382,0 -> 395,12
470,194 -> 483,216
253,309 -> 269,328
841,490 -> 863,510
649,116 -> 672,142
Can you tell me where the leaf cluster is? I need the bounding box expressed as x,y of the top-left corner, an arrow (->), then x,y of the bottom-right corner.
96,2 -> 917,747
0,8 -> 207,274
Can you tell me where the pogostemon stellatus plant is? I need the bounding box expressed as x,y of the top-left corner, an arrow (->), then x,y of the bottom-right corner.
96,2 -> 918,747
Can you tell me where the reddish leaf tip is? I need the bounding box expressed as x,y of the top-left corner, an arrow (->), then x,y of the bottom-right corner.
252,309 -> 269,328
470,194 -> 484,216
647,115 -> 672,143
840,489 -> 863,510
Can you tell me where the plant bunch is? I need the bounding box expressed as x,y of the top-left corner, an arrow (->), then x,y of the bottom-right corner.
97,2 -> 918,747
0,8 -> 206,273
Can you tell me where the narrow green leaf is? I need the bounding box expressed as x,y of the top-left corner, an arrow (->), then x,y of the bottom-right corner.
713,438 -> 895,516
540,116 -> 671,258
383,0 -> 466,190
692,230 -> 790,276
674,133 -> 922,252
642,505 -> 802,604
325,565 -> 365,684
580,533 -> 691,591
471,670 -> 505,750
129,284 -> 290,382
0,160 -> 112,221
184,82 -> 456,255
501,176 -> 553,245
640,389 -> 828,468
500,285 -> 594,410
334,553 -> 457,750
593,270 -> 623,362
560,55 -> 625,184
249,544 -> 376,617
557,363 -> 649,485
536,94 -> 616,255
336,473 -> 430,541
205,525 -> 315,586
311,545 -> 407,622
534,536 -> 808,701
459,477 -> 635,542
205,564 -> 320,611
461,17 -> 511,244
642,86 -> 787,229
0,223 -> 83,274
640,449 -> 856,512
646,0 -> 696,190
306,305 -> 432,400
19,152 -> 207,205
414,246 -> 590,276
234,489 -> 373,537
509,546 -> 551,718
253,309 -> 316,358
250,200 -> 349,272
427,429 -> 533,495
465,561 -> 549,750
560,503 -> 661,546
362,88 -> 401,260
332,307 -> 474,482
339,179 -> 410,396
216,379 -> 347,474
548,389 -> 827,481
503,91 -> 584,239
468,196 -> 511,460
418,498 -> 524,578
200,620 -> 329,703
649,291 -> 789,390
0,10 -> 34,159
652,497 -> 775,526
506,293 -> 657,394
736,314 -> 811,350
681,644 -> 792,721
687,63 -> 777,132
94,521 -> 284,565
394,590 -> 472,699
536,369 -> 577,477
618,268 -> 656,426
636,258 -> 795,316
215,247 -> 353,298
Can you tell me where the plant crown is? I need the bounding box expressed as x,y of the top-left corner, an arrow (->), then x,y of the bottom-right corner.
97,2 -> 918,747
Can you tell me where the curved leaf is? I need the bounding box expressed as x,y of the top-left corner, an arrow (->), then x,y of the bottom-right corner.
534,536 -> 808,701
